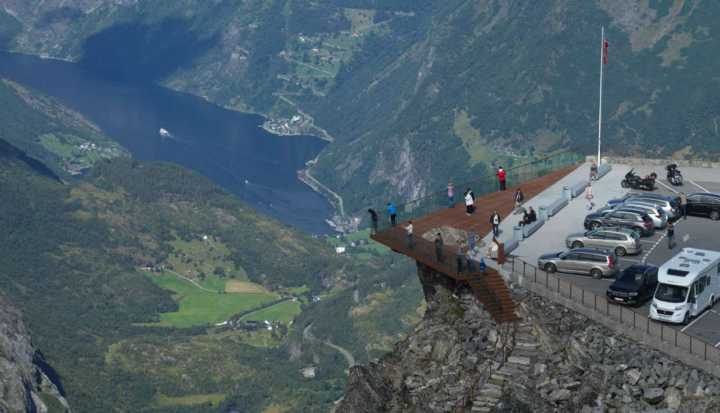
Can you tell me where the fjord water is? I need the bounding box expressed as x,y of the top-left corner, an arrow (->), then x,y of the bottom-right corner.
0,51 -> 333,233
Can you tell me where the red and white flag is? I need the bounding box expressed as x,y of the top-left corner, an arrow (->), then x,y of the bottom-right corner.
602,39 -> 609,64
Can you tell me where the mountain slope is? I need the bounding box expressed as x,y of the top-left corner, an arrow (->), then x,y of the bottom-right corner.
2,0 -> 717,209
0,292 -> 70,413
0,137 -> 424,412
0,78 -> 127,176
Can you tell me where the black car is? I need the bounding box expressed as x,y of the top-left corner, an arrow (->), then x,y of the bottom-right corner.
686,192 -> 720,220
584,209 -> 654,236
606,264 -> 659,306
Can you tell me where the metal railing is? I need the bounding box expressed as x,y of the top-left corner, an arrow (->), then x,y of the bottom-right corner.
363,149 -> 583,232
506,257 -> 720,377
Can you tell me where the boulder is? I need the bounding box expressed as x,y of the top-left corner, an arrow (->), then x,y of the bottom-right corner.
665,387 -> 682,410
624,368 -> 642,386
642,387 -> 664,405
548,388 -> 572,402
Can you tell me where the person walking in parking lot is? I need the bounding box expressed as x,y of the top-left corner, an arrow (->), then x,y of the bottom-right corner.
585,183 -> 595,210
513,188 -> 525,214
434,233 -> 444,262
490,210 -> 501,237
680,192 -> 688,220
447,182 -> 455,208
667,221 -> 675,249
497,166 -> 507,191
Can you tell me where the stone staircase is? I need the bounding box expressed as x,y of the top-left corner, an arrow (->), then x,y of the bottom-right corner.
471,306 -> 540,412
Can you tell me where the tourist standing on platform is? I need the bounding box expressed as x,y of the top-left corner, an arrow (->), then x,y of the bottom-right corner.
405,220 -> 414,249
468,231 -> 477,251
585,183 -> 595,210
667,221 -> 675,249
447,182 -> 455,208
434,233 -> 444,262
464,190 -> 475,215
466,248 -> 475,272
387,202 -> 397,226
478,258 -> 487,274
680,192 -> 688,220
367,208 -> 378,234
490,210 -> 501,237
497,166 -> 507,191
513,188 -> 525,214
590,160 -> 598,181
456,243 -> 465,274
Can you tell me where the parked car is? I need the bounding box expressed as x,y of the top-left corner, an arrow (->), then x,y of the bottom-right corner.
617,203 -> 667,229
566,228 -> 641,256
537,247 -> 619,279
584,209 -> 654,236
608,193 -> 680,219
606,264 -> 659,306
686,193 -> 720,221
598,224 -> 642,239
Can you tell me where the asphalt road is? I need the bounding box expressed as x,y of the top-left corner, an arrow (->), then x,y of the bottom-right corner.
514,167 -> 720,347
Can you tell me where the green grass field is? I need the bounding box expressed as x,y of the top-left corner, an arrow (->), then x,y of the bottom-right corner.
154,393 -> 225,408
145,273 -> 279,328
241,300 -> 302,324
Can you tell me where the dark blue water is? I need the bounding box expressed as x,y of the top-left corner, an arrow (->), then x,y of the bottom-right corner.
0,51 -> 333,233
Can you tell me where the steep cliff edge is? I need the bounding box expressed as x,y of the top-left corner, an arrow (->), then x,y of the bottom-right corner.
339,268 -> 720,412
0,293 -> 69,413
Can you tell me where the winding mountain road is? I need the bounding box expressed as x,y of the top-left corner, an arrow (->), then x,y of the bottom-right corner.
303,323 -> 356,368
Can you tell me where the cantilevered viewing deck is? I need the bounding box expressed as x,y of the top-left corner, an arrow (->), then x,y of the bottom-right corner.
370,159 -> 580,323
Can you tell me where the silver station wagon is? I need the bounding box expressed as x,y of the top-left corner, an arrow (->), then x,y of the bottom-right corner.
538,247 -> 619,279
565,228 -> 641,256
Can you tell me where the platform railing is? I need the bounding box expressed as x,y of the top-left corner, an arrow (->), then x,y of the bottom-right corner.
507,257 -> 720,378
364,149 -> 583,233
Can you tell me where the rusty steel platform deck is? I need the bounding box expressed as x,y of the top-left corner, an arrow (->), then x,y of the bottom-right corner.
371,165 -> 579,323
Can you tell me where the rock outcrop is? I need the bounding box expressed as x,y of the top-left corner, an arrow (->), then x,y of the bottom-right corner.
0,293 -> 70,413
339,271 -> 720,413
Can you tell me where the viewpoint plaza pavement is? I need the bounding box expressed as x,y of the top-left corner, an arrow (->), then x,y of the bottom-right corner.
482,162 -> 720,348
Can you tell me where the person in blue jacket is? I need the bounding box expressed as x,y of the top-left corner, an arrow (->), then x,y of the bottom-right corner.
387,202 -> 397,227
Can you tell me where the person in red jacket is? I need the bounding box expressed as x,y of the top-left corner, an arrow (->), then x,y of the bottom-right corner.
497,166 -> 507,191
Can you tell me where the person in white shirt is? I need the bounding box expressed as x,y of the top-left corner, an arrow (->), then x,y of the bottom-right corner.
464,191 -> 475,215
405,220 -> 414,249
585,183 -> 595,210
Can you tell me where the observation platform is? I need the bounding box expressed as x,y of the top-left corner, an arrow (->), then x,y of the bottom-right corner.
371,165 -> 579,323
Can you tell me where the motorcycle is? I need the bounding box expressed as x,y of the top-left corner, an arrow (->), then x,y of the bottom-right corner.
666,163 -> 683,186
621,168 -> 657,191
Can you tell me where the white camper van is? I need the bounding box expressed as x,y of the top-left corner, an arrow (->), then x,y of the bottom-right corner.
649,248 -> 720,324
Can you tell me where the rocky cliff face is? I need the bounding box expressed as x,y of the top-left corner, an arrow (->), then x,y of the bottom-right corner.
339,268 -> 720,412
0,293 -> 69,413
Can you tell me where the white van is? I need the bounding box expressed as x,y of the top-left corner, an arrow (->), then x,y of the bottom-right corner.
649,248 -> 720,324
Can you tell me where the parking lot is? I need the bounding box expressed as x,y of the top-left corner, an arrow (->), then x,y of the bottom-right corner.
509,164 -> 720,347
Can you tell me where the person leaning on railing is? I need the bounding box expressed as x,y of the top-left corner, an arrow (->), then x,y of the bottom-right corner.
434,233 -> 444,262
367,208 -> 378,234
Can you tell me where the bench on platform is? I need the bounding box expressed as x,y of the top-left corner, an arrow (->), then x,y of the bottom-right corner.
597,163 -> 612,179
503,239 -> 520,255
546,197 -> 568,217
522,218 -> 545,238
571,180 -> 589,198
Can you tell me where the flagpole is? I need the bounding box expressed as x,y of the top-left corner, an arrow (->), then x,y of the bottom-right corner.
597,26 -> 604,165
